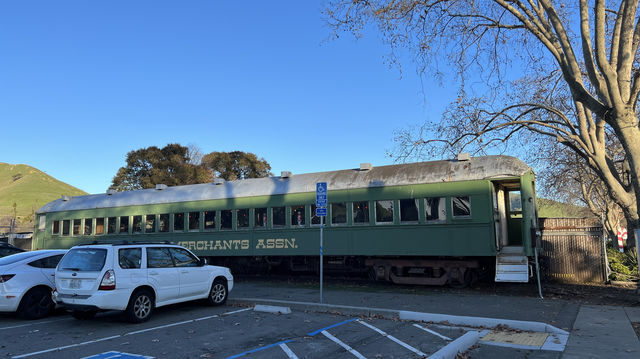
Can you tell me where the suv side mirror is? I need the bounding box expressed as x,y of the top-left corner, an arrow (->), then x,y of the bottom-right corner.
199,258 -> 208,266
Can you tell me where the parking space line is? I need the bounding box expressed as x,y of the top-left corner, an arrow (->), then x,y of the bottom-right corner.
0,318 -> 71,331
225,339 -> 293,359
307,318 -> 357,336
279,343 -> 299,359
357,320 -> 427,357
321,330 -> 367,359
11,308 -> 251,359
12,335 -> 122,359
412,323 -> 452,341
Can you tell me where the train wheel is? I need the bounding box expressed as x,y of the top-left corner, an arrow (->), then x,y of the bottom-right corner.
448,269 -> 476,289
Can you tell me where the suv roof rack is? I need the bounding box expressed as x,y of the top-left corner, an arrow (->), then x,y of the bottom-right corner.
79,240 -> 175,246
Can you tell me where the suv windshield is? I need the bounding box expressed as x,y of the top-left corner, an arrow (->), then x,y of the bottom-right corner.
58,248 -> 107,271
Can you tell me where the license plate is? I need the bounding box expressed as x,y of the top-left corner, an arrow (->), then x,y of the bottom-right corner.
69,279 -> 81,289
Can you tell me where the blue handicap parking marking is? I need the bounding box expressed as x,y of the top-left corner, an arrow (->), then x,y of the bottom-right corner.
82,351 -> 154,359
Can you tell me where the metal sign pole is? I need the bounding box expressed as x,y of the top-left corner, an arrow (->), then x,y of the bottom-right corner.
320,215 -> 323,304
315,182 -> 327,304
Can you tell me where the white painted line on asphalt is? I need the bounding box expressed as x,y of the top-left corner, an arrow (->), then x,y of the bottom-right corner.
0,318 -> 70,331
10,308 -> 251,359
279,343 -> 299,359
12,335 -> 121,359
222,308 -> 253,316
321,331 -> 367,359
357,320 -> 427,357
412,323 -> 452,340
428,330 -> 488,359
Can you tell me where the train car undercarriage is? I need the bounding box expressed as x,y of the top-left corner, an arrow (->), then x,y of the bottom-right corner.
208,255 -> 491,288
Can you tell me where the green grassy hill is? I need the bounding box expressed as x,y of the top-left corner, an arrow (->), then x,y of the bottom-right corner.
0,163 -> 86,229
537,197 -> 592,218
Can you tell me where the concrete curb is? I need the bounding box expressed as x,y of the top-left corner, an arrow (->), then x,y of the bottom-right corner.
429,330 -> 489,359
399,310 -> 569,335
230,297 -> 569,335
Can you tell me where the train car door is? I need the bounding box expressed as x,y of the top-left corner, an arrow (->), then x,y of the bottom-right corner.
492,180 -> 523,250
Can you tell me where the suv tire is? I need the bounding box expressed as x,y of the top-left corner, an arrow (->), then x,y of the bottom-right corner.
125,289 -> 154,323
206,278 -> 227,306
19,287 -> 54,320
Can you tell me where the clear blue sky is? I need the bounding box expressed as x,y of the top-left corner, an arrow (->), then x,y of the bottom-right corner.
1,0 -> 457,194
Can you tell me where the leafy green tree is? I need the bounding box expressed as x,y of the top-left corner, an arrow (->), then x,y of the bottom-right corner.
110,144 -> 211,191
201,151 -> 272,181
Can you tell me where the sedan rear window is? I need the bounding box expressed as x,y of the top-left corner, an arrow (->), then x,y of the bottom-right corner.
58,248 -> 107,271
0,251 -> 41,266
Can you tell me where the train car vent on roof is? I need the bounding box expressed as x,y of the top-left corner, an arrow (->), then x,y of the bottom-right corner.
155,184 -> 168,190
360,163 -> 373,171
62,195 -> 70,201
213,178 -> 225,185
457,153 -> 471,161
106,189 -> 116,196
281,171 -> 292,178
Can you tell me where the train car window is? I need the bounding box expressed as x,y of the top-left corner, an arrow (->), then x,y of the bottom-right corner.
95,218 -> 105,235
174,213 -> 185,232
237,209 -> 250,229
38,215 -> 46,230
204,211 -> 216,230
399,199 -> 419,223
353,201 -> 370,225
255,208 -> 267,228
425,197 -> 446,222
452,196 -> 472,218
119,216 -> 129,233
108,217 -> 117,234
159,213 -> 170,232
73,219 -> 81,236
272,207 -> 286,228
375,200 -> 394,224
133,216 -> 143,234
146,214 -> 157,233
311,204 -> 321,226
188,212 -> 200,231
331,203 -> 347,225
291,205 -> 305,227
52,220 -> 60,235
508,191 -> 523,218
220,210 -> 233,230
84,218 -> 93,235
62,220 -> 70,236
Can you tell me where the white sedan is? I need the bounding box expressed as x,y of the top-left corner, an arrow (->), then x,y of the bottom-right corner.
0,250 -> 67,319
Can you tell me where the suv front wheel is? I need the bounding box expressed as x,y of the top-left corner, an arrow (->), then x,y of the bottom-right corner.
206,278 -> 227,306
125,289 -> 154,323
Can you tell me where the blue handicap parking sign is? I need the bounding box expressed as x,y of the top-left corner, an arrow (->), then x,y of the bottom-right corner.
316,207 -> 327,217
316,182 -> 327,207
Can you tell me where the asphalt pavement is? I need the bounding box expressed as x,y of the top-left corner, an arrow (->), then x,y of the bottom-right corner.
228,279 -> 640,358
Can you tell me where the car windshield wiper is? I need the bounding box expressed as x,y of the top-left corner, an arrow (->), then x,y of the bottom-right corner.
62,267 -> 81,271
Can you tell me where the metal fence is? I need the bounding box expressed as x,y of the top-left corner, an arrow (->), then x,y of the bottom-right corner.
538,217 -> 606,284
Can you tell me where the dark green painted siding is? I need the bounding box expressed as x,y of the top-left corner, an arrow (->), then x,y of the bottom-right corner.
34,179 -> 526,257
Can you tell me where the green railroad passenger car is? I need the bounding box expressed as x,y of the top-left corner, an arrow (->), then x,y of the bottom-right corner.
33,155 -> 540,287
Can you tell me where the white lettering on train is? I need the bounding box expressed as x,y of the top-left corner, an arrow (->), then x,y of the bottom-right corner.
177,238 -> 297,251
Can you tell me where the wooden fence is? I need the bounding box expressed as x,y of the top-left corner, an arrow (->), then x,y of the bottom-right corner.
538,217 -> 607,284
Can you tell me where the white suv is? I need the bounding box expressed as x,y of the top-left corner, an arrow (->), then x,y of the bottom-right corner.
53,243 -> 233,323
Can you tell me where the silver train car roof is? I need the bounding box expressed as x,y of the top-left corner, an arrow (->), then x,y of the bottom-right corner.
37,155 -> 532,214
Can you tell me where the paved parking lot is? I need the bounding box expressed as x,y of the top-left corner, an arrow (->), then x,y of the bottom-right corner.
0,300 -> 566,359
